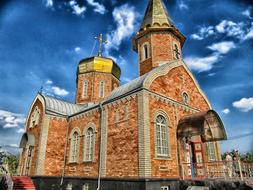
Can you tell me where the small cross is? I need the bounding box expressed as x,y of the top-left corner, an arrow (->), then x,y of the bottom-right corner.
174,44 -> 181,59
95,34 -> 108,57
39,86 -> 43,94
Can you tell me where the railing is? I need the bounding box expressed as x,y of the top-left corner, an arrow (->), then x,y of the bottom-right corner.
181,160 -> 253,181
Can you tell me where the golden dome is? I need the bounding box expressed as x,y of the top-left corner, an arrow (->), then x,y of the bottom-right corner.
77,56 -> 121,80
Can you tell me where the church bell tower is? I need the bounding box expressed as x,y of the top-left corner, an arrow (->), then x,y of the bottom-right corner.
133,0 -> 186,76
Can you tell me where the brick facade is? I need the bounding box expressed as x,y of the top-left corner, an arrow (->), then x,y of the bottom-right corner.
76,72 -> 120,105
136,31 -> 182,76
18,0 -> 225,186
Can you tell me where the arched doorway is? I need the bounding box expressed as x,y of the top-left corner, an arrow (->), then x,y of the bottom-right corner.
19,133 -> 35,175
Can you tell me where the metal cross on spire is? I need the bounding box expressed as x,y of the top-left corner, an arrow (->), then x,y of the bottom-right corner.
94,34 -> 108,57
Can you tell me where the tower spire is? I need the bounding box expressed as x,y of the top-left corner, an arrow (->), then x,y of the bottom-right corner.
139,0 -> 173,31
132,0 -> 186,76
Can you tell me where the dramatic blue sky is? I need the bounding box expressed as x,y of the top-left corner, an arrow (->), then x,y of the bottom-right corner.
0,0 -> 252,154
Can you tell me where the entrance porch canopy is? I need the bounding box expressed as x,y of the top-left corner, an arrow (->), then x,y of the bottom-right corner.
177,110 -> 227,142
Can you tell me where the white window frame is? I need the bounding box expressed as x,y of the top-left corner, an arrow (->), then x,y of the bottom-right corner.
141,42 -> 150,61
154,111 -> 171,158
206,142 -> 216,161
69,129 -> 80,163
82,80 -> 88,97
161,186 -> 169,190
99,81 -> 105,98
84,126 -> 95,162
182,92 -> 189,105
82,184 -> 89,190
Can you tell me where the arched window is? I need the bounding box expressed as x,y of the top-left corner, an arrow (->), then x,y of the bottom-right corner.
155,114 -> 169,157
99,81 -> 105,98
83,81 -> 88,97
84,128 -> 95,162
30,106 -> 40,128
70,131 -> 80,163
142,43 -> 150,61
182,92 -> 189,105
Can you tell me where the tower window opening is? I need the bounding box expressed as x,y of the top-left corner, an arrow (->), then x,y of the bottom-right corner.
142,43 -> 150,61
173,44 -> 181,59
83,81 -> 88,97
99,81 -> 105,98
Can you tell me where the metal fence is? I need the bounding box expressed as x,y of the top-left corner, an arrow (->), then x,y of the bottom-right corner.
181,160 -> 253,181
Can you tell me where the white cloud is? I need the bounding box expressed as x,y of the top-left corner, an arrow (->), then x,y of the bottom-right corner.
190,26 -> 214,40
216,20 -> 245,39
69,0 -> 86,16
0,110 -> 26,129
242,7 -> 252,19
45,0 -> 53,8
191,20 -> 249,41
46,80 -> 53,85
244,22 -> 253,40
74,47 -> 81,53
178,1 -> 188,10
43,80 -> 69,97
51,86 -> 69,96
207,41 -> 236,54
17,128 -> 25,134
233,97 -> 253,112
222,108 -> 230,114
208,73 -> 216,77
184,54 -> 220,72
9,144 -> 19,148
185,41 -> 236,72
86,0 -> 106,14
105,4 -> 136,52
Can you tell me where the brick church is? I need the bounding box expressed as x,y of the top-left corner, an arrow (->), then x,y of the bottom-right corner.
18,0 -> 227,189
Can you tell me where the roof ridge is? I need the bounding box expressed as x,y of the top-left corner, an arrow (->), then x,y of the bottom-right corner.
40,93 -> 79,106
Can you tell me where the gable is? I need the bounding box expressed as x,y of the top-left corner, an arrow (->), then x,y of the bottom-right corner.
145,61 -> 211,110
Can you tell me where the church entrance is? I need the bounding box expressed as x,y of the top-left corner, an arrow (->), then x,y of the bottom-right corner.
177,110 -> 227,179
24,146 -> 34,175
19,133 -> 35,175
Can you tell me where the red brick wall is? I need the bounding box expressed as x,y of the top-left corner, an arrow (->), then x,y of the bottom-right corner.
149,66 -> 210,110
25,99 -> 44,175
76,72 -> 120,104
106,97 -> 139,177
137,32 -> 182,76
148,65 -> 211,177
44,117 -> 68,176
64,111 -> 101,177
137,35 -> 153,76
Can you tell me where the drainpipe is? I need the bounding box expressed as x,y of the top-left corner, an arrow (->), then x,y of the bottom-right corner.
97,103 -> 103,190
60,116 -> 70,188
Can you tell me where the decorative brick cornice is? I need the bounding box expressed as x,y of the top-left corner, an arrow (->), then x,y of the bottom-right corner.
147,90 -> 200,113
